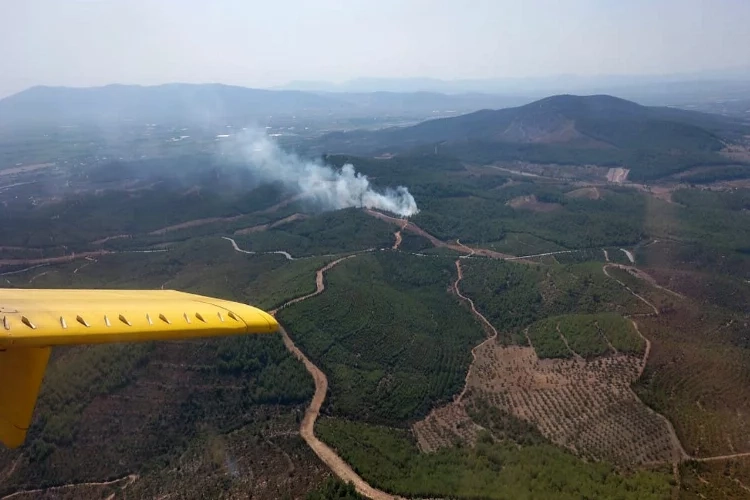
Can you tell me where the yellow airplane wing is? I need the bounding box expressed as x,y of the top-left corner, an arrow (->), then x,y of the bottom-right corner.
0,288 -> 278,449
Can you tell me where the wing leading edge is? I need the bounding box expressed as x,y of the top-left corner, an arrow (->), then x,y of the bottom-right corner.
0,289 -> 278,448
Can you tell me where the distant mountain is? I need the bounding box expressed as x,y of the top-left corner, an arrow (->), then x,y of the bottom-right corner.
315,94 -> 749,155
0,84 -> 529,128
280,73 -> 750,107
0,84 -> 347,127
287,70 -> 749,90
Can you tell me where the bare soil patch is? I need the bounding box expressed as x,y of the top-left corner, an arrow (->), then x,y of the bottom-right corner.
413,404 -> 483,453
468,344 -> 683,465
234,213 -> 308,236
607,167 -> 630,183
506,195 -> 562,213
149,215 -> 244,235
91,234 -> 131,245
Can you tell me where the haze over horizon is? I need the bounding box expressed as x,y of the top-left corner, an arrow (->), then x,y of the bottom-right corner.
2,0 -> 750,98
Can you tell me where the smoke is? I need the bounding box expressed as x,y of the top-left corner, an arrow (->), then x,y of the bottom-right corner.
226,130 -> 419,217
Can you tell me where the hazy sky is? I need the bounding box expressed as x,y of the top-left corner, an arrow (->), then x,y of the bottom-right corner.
2,0 -> 749,97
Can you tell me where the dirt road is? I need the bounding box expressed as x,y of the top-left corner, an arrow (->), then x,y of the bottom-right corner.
602,264 -> 660,315
1,474 -> 138,499
221,236 -> 295,261
602,264 -> 689,463
270,257 -> 401,500
452,259 -> 498,402
607,263 -> 685,299
365,209 -> 513,259
0,251 -> 112,267
620,248 -> 635,264
392,219 -> 407,250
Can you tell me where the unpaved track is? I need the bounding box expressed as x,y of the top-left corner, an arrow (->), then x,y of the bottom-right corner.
603,264 -> 660,315
602,263 -> 691,464
270,257 -> 401,500
556,322 -> 582,360
0,251 -> 111,267
392,219 -> 407,250
452,259 -> 498,403
1,474 -> 138,499
620,248 -> 635,264
627,319 -> 688,463
222,236 -> 295,261
607,263 -> 685,299
366,209 -> 513,259
695,452 -> 750,463
605,261 -> 750,465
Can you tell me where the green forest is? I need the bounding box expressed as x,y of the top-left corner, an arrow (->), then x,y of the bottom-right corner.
317,418 -> 672,499
278,252 -> 483,424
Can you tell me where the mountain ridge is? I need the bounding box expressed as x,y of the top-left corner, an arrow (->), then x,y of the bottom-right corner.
0,83 -> 528,127
315,93 -> 747,155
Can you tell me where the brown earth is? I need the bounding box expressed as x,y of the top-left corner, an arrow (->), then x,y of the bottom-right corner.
506,195 -> 562,212
1,474 -> 138,500
269,257 -> 402,500
607,167 -> 630,183
365,209 -> 514,259
414,258 -> 686,466
234,213 -> 309,235
148,215 -> 245,235
91,234 -> 131,245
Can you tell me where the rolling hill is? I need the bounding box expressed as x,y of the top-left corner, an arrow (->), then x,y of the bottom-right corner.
313,94 -> 750,182
317,94 -> 748,153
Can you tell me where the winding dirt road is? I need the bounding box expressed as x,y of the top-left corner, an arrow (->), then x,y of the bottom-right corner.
391,219 -> 407,250
603,264 -> 660,315
365,209 -> 513,259
221,236 -> 295,261
0,251 -> 111,267
269,257 -> 401,500
1,474 -> 138,499
602,261 -> 687,463
452,259 -> 498,403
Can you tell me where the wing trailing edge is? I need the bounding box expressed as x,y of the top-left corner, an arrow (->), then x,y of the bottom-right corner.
0,289 -> 278,448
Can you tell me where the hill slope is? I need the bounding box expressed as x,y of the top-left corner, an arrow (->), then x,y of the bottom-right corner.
316,94 -> 748,154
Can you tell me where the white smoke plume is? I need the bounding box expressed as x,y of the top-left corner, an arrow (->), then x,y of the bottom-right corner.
227,130 -> 419,217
